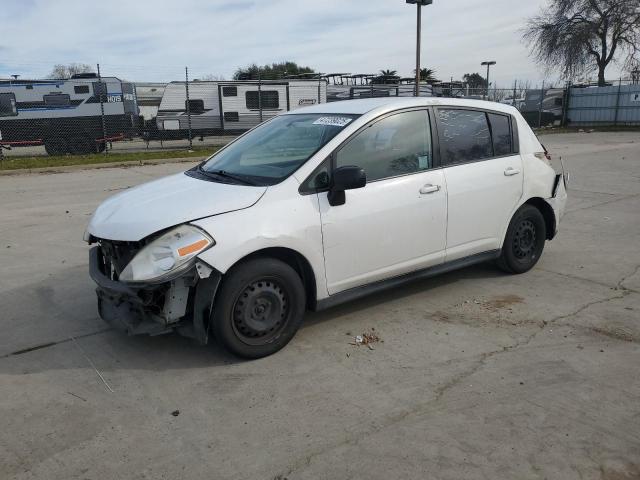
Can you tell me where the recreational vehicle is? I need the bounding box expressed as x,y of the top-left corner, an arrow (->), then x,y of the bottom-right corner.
0,74 -> 138,155
155,80 -> 327,137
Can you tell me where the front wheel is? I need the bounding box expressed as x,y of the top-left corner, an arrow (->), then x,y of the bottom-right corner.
211,257 -> 306,359
497,204 -> 546,274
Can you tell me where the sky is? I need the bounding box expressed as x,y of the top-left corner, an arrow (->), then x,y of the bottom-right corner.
0,0 -> 625,86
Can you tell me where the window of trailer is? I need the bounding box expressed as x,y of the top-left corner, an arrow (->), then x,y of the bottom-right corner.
0,93 -> 17,117
223,86 -> 238,97
246,91 -> 279,110
43,94 -> 71,107
186,99 -> 205,114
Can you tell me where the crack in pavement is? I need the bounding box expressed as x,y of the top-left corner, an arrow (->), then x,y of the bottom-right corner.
0,327 -> 112,359
281,285 -> 633,478
617,263 -> 640,291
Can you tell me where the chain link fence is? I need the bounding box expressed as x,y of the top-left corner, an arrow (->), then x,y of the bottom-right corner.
1,65 -> 639,160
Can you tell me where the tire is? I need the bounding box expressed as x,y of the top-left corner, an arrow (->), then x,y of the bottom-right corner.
497,204 -> 547,274
44,139 -> 68,156
211,257 -> 306,359
69,137 -> 94,155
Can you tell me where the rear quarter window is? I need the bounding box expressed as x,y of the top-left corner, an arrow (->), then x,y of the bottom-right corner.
488,113 -> 513,156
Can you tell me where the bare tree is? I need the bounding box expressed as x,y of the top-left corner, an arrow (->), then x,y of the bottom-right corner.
200,74 -> 226,81
48,63 -> 95,79
524,0 -> 640,86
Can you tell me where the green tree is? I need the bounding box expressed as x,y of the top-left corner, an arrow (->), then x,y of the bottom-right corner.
415,68 -> 438,84
372,69 -> 399,85
233,61 -> 315,80
462,72 -> 487,89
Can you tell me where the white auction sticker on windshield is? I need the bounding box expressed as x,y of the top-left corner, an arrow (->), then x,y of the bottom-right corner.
313,116 -> 353,127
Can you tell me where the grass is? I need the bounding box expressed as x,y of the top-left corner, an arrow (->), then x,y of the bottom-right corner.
0,147 -> 220,171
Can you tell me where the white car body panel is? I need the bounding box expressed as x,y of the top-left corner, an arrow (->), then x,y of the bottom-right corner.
86,173 -> 266,241
192,179 -> 331,301
444,154 -> 523,261
318,170 -> 447,294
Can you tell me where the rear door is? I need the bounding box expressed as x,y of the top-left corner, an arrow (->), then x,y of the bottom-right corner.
436,108 -> 523,261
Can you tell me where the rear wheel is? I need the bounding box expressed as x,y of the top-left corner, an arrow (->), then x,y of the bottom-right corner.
497,204 -> 546,274
69,137 -> 95,155
211,257 -> 306,359
44,139 -> 69,156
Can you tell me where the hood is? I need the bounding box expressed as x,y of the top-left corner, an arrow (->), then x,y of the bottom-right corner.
86,172 -> 267,241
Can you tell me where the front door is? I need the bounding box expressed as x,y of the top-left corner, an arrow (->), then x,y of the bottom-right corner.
318,109 -> 447,295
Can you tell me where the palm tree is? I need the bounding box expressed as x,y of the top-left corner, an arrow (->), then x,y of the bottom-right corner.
415,68 -> 438,84
373,69 -> 399,85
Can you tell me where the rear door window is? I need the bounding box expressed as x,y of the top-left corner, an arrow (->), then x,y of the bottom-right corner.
438,109 -> 492,165
487,113 -> 513,156
0,93 -> 17,117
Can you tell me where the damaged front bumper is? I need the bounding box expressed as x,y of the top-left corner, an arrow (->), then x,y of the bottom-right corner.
89,246 -> 221,344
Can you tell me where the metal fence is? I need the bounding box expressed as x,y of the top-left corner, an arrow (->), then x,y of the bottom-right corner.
566,82 -> 640,126
1,67 -> 639,160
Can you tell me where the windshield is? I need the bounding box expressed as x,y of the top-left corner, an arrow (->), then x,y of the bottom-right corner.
199,113 -> 359,186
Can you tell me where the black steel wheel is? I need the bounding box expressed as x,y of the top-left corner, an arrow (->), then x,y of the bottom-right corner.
232,278 -> 290,346
212,257 -> 306,358
497,204 -> 546,274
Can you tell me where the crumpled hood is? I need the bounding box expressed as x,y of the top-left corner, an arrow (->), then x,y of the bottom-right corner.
86,172 -> 267,241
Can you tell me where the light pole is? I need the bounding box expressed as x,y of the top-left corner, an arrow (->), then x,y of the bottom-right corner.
406,0 -> 433,97
481,61 -> 496,100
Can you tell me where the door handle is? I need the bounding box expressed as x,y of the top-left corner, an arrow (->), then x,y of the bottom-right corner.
504,167 -> 521,176
419,184 -> 441,194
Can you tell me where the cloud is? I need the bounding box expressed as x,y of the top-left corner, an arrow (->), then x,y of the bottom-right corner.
0,0 -> 624,85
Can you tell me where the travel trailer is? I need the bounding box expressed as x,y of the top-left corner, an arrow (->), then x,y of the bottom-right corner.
155,80 -> 327,137
0,74 -> 138,155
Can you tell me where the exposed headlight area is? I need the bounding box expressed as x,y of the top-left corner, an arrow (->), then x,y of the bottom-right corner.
117,224 -> 214,283
90,225 -> 219,339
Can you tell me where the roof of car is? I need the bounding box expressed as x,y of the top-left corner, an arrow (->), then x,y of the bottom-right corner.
285,97 -> 518,116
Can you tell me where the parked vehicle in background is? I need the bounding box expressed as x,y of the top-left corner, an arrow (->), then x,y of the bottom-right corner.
501,95 -> 525,110
0,74 -> 138,155
86,97 -> 568,358
520,88 -> 565,127
155,80 -> 327,138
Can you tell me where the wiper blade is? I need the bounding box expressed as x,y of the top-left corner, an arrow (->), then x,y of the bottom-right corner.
198,167 -> 257,186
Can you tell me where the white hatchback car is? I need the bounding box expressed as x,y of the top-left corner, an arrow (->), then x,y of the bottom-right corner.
86,98 -> 568,358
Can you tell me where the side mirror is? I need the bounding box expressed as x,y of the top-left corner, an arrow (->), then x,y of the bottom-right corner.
328,166 -> 366,206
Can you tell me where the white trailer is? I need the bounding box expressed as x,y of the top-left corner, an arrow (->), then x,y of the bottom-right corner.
0,74 -> 138,155
156,80 -> 327,137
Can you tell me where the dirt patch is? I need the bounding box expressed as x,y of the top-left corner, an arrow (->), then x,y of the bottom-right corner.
599,464 -> 640,480
484,294 -> 524,311
430,294 -> 526,327
590,326 -> 638,343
